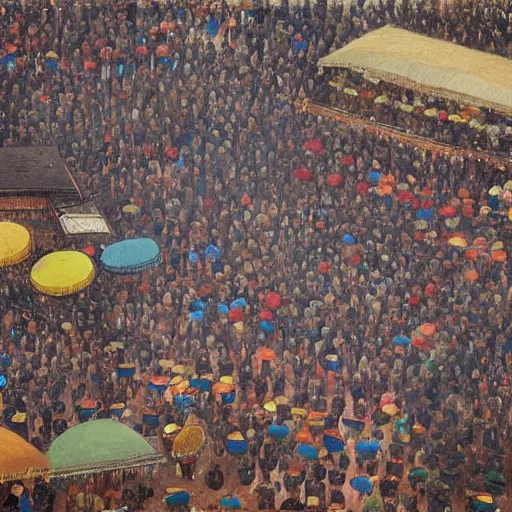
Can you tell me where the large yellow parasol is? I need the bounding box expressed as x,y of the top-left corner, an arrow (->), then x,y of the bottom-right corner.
172,425 -> 206,457
31,251 -> 95,296
0,426 -> 50,482
0,222 -> 31,266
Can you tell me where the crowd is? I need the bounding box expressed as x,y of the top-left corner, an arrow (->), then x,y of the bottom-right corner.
322,71 -> 512,155
0,0 -> 511,511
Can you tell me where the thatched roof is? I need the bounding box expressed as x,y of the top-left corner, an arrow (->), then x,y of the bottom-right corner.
0,146 -> 81,199
318,26 -> 512,114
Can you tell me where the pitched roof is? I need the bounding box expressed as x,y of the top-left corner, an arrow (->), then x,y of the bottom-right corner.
0,146 -> 81,199
318,26 -> 512,114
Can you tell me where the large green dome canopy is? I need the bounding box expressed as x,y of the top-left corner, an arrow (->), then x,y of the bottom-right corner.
47,419 -> 165,478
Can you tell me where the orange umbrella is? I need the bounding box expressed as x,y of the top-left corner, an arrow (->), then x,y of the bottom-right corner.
473,237 -> 487,248
257,347 -> 276,361
465,270 -> 479,282
212,382 -> 234,394
464,249 -> 479,262
156,45 -> 169,58
295,424 -> 314,445
491,250 -> 507,262
378,185 -> 393,196
411,337 -> 429,350
419,323 -> 436,337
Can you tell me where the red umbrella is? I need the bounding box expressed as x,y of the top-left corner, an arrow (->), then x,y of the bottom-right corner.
326,174 -> 343,187
265,292 -> 282,309
303,138 -> 325,155
136,45 -> 148,56
398,191 -> 414,204
318,262 -> 331,274
356,182 -> 370,195
84,60 -> 97,71
258,347 -> 276,361
439,206 -> 457,218
424,283 -> 436,296
241,193 -> 251,206
228,308 -> 244,323
82,245 -> 96,257
408,296 -> 420,306
293,167 -> 313,182
156,44 -> 169,58
259,310 -> 274,321
341,155 -> 354,166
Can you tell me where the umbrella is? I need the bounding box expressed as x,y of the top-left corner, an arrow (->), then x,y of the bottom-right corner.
189,311 -> 204,323
408,467 -> 428,482
350,475 -> 373,495
393,335 -> 410,347
297,443 -> 318,460
173,425 -> 206,456
323,429 -> 345,453
260,321 -> 274,334
259,310 -> 274,321
342,234 -> 356,244
318,262 -> 331,274
226,432 -> 248,455
265,292 -> 281,309
327,174 -> 343,187
382,403 -> 399,416
448,236 -> 467,248
439,206 -> 457,217
190,300 -> 206,312
219,496 -> 242,509
293,167 -> 313,181
355,439 -> 380,458
164,488 -> 190,507
218,304 -> 229,315
303,138 -> 324,155
465,270 -> 479,282
491,250 -> 507,262
268,423 -> 289,441
416,209 -> 433,221
419,323 -> 436,336
257,347 -> 276,361
205,244 -> 221,260
228,308 -> 244,323
230,298 -> 247,309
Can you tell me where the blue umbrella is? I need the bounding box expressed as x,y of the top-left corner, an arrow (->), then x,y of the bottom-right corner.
0,353 -> 12,367
190,300 -> 206,312
0,374 -> 6,390
165,489 -> 190,507
206,244 -> 221,260
350,475 -> 373,495
342,234 -> 356,244
393,335 -> 411,347
297,443 -> 318,460
189,310 -> 204,323
260,321 -> 275,334
355,439 -> 380,458
268,423 -> 289,441
230,298 -> 247,309
416,209 -> 433,221
369,171 -> 381,183
219,496 -> 242,509
218,304 -> 229,315
189,251 -> 199,263
174,394 -> 195,409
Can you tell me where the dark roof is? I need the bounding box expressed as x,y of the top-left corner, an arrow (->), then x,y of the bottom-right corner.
0,146 -> 81,199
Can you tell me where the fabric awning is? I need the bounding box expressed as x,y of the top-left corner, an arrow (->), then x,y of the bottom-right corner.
318,26 -> 512,114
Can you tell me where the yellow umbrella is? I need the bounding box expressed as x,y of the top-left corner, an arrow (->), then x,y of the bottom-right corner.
448,237 -> 467,248
374,95 -> 389,105
0,222 -> 31,267
264,401 -> 277,413
170,375 -> 184,386
343,88 -> 358,97
291,407 -> 307,417
172,425 -> 205,456
505,180 -> 512,191
488,185 -> 502,196
45,50 -> 59,60
31,251 -> 95,296
164,423 -> 181,435
122,204 -> 140,214
448,114 -> 462,123
491,241 -> 504,251
172,364 -> 185,375
382,403 -> 399,416
220,375 -> 233,385
400,103 -> 414,113
424,108 -> 438,118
